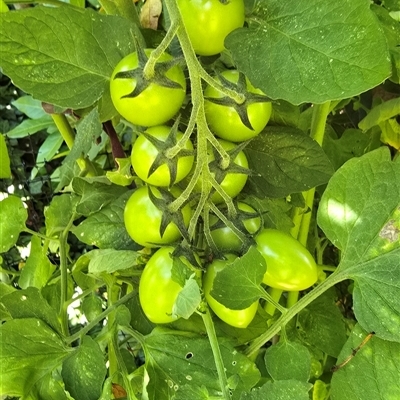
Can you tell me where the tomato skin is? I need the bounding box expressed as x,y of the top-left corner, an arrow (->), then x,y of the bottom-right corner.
110,49 -> 186,127
124,186 -> 191,248
139,247 -> 190,323
204,70 -> 272,142
255,229 -> 318,291
203,254 -> 258,328
209,202 -> 261,252
131,125 -> 194,187
177,0 -> 245,56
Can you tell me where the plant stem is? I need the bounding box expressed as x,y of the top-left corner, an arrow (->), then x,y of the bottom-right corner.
263,287 -> 283,316
201,308 -> 231,400
286,291 -> 299,308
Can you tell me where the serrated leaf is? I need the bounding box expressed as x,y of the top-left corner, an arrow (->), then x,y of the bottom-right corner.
317,147 -> 400,341
245,127 -> 334,198
210,246 -> 267,310
0,195 -> 28,253
226,0 -> 391,104
11,95 -> 48,119
62,336 -> 106,400
19,235 -> 56,289
240,380 -> 311,400
0,7 -> 139,108
330,324 -> 400,400
5,117 -> 53,138
0,133 -> 11,178
173,277 -> 201,319
87,248 -> 140,274
0,287 -> 62,333
144,328 -> 261,399
358,98 -> 400,131
106,157 -> 135,187
0,318 -> 71,397
71,190 -> 139,250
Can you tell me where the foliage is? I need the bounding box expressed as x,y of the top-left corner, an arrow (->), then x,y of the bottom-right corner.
0,0 -> 399,399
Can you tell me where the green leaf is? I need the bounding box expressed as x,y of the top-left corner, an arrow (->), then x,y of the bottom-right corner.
28,371 -> 69,400
19,235 -> 56,289
0,7 -> 138,109
57,108 -> 102,190
245,127 -> 334,198
62,336 -> 106,400
0,287 -> 62,333
380,118 -> 400,150
12,95 -> 48,119
5,116 -> 53,139
240,380 -> 311,400
226,0 -> 391,105
330,324 -> 400,400
106,157 -> 135,187
0,195 -> 28,253
72,176 -> 128,216
87,248 -> 141,274
210,246 -> 267,310
144,328 -> 261,399
0,318 -> 71,397
173,276 -> 201,319
71,190 -> 139,250
358,98 -> 400,131
317,148 -> 400,341
265,340 -> 311,382
45,193 -> 79,238
0,133 -> 11,178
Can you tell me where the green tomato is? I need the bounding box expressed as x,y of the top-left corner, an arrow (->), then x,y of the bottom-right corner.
209,202 -> 261,252
204,70 -> 272,142
255,229 -> 318,291
195,139 -> 249,203
203,254 -> 258,328
124,185 -> 191,248
131,125 -> 194,187
139,246 -> 196,323
110,49 -> 186,127
177,0 -> 245,56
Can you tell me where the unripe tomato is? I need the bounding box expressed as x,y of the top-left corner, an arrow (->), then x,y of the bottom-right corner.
124,185 -> 191,248
131,125 -> 194,187
110,49 -> 186,127
255,229 -> 318,291
139,247 -> 196,323
203,254 -> 258,328
177,0 -> 245,56
205,70 -> 272,142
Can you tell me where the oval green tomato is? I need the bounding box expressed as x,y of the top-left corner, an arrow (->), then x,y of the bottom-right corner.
177,0 -> 245,56
255,229 -> 318,291
205,70 -> 272,142
131,125 -> 194,187
124,185 -> 191,248
203,254 -> 258,328
209,202 -> 261,252
110,49 -> 186,127
139,246 -> 194,323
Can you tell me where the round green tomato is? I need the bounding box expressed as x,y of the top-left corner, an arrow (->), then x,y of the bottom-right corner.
139,246 -> 195,323
177,0 -> 245,56
110,49 -> 186,127
195,139 -> 249,203
203,254 -> 258,328
131,125 -> 194,187
255,229 -> 318,291
205,70 -> 272,142
124,185 -> 191,248
209,202 -> 261,252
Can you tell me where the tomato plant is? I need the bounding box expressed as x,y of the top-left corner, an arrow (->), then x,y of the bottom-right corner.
176,0 -> 245,56
203,254 -> 258,328
204,70 -> 272,142
110,49 -> 186,126
131,125 -> 194,186
1,0 -> 399,399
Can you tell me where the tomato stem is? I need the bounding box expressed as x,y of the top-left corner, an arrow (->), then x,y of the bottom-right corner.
263,287 -> 283,316
286,291 -> 299,308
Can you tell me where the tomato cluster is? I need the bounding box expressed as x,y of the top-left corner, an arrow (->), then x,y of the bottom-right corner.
110,2 -> 317,328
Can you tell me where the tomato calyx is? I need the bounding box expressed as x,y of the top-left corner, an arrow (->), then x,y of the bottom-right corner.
140,120 -> 194,187
113,46 -> 185,99
147,186 -> 190,242
205,71 -> 272,131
